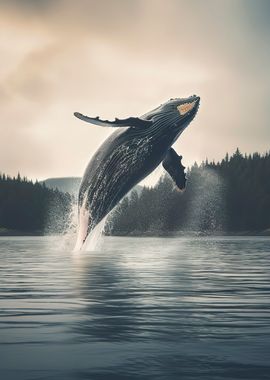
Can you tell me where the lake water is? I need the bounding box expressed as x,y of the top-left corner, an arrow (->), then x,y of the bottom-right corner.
0,236 -> 270,380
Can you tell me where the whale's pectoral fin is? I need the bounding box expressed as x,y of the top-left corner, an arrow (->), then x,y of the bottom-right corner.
162,148 -> 186,191
74,112 -> 152,128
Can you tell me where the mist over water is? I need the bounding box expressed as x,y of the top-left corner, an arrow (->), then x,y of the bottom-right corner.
186,168 -> 226,233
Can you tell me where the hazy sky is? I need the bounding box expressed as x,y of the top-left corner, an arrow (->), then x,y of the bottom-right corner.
0,0 -> 269,182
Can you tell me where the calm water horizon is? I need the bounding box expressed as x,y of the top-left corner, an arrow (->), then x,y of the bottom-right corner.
0,236 -> 270,379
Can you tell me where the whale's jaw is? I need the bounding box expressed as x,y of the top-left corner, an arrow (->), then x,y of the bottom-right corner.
177,100 -> 197,116
174,95 -> 200,131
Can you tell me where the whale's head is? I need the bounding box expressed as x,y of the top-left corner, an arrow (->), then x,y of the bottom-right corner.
164,95 -> 200,130
144,95 -> 200,138
175,95 -> 200,125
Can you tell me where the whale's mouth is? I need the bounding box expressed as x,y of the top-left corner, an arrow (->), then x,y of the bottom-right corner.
177,100 -> 197,116
176,95 -> 200,118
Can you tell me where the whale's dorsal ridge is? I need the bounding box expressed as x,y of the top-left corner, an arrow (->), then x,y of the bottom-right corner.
74,112 -> 152,128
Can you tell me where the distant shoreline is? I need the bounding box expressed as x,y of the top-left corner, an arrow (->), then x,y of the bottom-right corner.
1,228 -> 270,237
0,229 -> 44,237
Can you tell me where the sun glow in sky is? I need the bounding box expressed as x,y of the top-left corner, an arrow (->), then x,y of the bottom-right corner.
0,0 -> 270,182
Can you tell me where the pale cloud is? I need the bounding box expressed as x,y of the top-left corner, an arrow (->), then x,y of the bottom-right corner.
0,0 -> 269,181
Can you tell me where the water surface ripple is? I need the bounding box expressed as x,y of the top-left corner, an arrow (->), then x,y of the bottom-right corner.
0,236 -> 270,379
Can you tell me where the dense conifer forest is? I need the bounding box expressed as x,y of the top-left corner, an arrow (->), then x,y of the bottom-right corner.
109,149 -> 270,235
0,149 -> 270,235
0,174 -> 72,234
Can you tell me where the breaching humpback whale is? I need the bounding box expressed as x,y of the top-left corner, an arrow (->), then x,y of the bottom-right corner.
74,95 -> 200,250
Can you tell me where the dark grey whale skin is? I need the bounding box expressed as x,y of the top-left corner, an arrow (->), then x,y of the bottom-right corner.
76,95 -> 200,248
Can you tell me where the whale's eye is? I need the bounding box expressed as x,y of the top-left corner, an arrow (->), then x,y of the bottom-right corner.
177,101 -> 196,115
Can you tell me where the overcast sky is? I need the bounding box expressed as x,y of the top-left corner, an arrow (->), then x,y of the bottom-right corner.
0,0 -> 269,183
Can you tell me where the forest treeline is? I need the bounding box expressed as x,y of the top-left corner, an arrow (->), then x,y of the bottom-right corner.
109,149 -> 270,235
1,149 -> 270,235
0,174 -> 72,234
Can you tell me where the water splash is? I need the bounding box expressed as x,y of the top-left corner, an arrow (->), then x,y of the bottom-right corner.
71,194 -> 109,252
59,200 -> 78,251
82,218 -> 107,252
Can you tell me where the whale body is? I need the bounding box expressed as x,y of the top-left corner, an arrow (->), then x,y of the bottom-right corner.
74,95 -> 200,250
